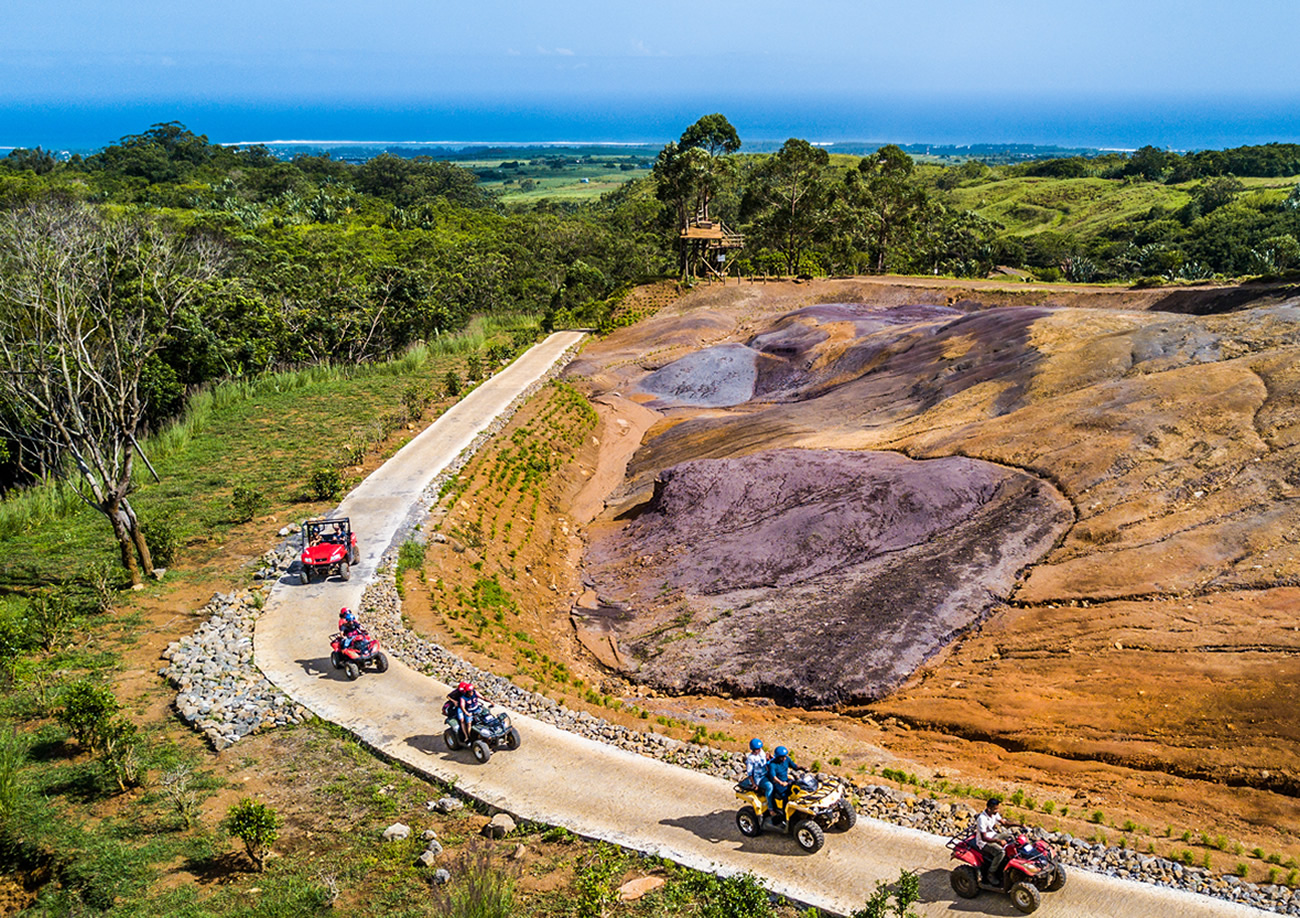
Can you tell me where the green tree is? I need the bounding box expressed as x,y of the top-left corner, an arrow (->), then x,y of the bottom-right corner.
0,202 -> 226,585
225,798 -> 281,870
836,145 -> 928,274
1125,145 -> 1172,181
743,138 -> 832,275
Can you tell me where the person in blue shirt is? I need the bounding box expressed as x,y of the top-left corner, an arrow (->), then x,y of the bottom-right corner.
765,745 -> 796,823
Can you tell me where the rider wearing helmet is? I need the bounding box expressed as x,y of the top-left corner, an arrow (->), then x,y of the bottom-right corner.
740,738 -> 771,797
338,607 -> 362,649
765,745 -> 797,824
451,681 -> 483,743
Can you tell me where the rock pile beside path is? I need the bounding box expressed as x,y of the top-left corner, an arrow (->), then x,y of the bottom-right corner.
160,587 -> 312,749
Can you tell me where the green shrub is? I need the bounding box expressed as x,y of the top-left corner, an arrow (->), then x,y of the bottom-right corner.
401,381 -> 431,421
28,590 -> 75,651
308,466 -> 344,501
0,724 -> 27,833
230,485 -> 268,523
1235,862 -> 1249,878
1090,810 -> 1105,824
466,353 -> 484,382
444,370 -> 462,397
98,716 -> 145,792
431,843 -> 518,918
574,843 -> 626,918
58,681 -> 121,753
141,518 -> 177,567
224,798 -> 281,870
850,869 -> 921,918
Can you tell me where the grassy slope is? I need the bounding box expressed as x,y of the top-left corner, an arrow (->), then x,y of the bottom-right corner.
943,173 -> 1300,238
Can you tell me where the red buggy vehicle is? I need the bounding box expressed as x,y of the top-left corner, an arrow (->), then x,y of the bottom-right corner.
299,517 -> 359,583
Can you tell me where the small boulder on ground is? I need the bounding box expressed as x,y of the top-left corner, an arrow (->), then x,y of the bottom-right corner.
382,822 -> 410,841
482,813 -> 516,839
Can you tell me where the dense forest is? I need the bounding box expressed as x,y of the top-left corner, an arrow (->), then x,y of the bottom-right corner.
4,116 -> 1300,505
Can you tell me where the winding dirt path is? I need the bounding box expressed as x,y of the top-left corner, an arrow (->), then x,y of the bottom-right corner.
253,332 -> 1268,918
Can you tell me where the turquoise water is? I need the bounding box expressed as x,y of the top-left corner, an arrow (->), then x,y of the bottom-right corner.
3,92 -> 1299,153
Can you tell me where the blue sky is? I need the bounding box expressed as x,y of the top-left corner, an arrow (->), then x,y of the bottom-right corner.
3,1 -> 1300,147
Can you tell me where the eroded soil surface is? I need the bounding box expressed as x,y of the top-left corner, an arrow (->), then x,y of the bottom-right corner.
583,449 -> 1071,705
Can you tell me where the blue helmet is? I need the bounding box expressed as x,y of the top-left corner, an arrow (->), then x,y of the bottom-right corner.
774,746 -> 788,759
749,738 -> 763,751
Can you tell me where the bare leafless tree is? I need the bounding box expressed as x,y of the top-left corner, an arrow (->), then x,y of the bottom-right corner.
0,201 -> 226,585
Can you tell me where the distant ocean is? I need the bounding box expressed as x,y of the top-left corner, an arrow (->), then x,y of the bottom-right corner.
3,92 -> 1300,153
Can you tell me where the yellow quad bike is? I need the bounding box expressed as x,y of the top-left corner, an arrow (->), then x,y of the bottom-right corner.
735,771 -> 857,853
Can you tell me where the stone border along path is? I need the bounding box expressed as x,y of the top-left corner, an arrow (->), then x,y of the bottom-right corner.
160,332 -> 1281,917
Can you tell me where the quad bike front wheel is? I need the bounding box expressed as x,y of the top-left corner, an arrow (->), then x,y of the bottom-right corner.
1009,881 -> 1042,914
834,800 -> 857,831
330,651 -> 343,669
950,865 -> 980,899
504,727 -> 521,750
375,652 -> 389,673
1043,865 -> 1066,892
344,661 -> 360,681
443,728 -> 461,751
472,740 -> 492,764
792,818 -> 825,853
735,807 -> 762,838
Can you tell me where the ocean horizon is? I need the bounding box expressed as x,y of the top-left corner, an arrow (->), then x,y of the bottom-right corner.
4,92 -> 1300,154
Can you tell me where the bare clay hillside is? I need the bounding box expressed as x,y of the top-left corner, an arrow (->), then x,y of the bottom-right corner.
567,277 -> 1300,802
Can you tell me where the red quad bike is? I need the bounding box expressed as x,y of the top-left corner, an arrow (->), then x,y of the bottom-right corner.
947,829 -> 1067,914
300,517 -> 359,583
329,630 -> 388,680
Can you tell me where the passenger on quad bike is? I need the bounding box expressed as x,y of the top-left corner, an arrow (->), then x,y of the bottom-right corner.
738,738 -> 771,798
977,797 -> 1022,883
449,681 -> 482,744
765,746 -> 796,823
337,607 -> 364,648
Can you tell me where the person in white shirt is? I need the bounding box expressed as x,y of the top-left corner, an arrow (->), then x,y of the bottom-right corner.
976,796 -> 1021,882
740,738 -> 774,814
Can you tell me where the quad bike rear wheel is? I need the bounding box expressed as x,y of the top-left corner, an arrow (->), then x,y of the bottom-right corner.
736,807 -> 762,838
792,818 -> 825,853
1044,865 -> 1066,892
950,866 -> 980,899
1009,881 -> 1042,914
472,740 -> 492,764
504,727 -> 521,750
443,728 -> 461,751
375,652 -> 389,673
330,651 -> 343,669
344,661 -> 360,680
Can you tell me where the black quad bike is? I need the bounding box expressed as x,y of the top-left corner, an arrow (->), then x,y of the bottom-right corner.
442,703 -> 521,764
